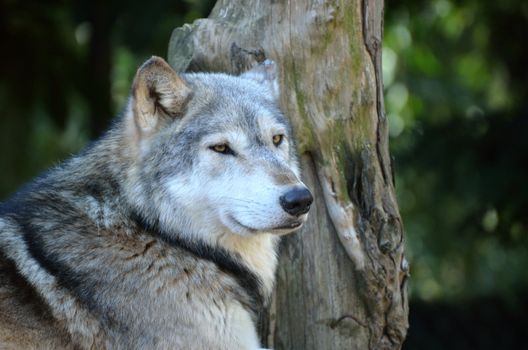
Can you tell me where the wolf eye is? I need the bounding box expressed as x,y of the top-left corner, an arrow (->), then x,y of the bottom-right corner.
209,144 -> 235,155
272,134 -> 284,146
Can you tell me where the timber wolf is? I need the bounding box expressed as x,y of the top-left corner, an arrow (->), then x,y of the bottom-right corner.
0,57 -> 312,349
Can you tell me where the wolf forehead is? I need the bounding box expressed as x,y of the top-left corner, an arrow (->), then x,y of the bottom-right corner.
178,72 -> 291,139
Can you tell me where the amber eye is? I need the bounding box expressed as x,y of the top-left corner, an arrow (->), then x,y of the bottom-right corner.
213,144 -> 226,153
209,144 -> 235,155
272,134 -> 284,146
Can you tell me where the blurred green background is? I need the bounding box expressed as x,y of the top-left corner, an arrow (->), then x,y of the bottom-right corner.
386,1 -> 528,348
1,0 -> 526,348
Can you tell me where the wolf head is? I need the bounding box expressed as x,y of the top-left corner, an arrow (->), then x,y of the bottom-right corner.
124,57 -> 312,243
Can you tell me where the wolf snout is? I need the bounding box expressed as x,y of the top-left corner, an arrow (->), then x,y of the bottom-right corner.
279,187 -> 313,217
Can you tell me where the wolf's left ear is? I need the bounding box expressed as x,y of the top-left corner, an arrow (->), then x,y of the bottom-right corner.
131,56 -> 191,134
240,59 -> 279,100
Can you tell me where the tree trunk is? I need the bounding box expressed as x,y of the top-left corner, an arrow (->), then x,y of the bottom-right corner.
167,0 -> 409,349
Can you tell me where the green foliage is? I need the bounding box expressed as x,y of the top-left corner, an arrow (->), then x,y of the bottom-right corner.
385,0 -> 528,304
0,0 -> 215,197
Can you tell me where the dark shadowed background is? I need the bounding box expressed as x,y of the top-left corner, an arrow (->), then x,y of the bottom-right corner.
1,0 -> 527,348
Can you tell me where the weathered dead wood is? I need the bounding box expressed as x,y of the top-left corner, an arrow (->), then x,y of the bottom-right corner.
168,1 -> 409,348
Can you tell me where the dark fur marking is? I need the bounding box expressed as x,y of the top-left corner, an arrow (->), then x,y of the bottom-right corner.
1,190 -> 128,333
19,214 -> 97,310
131,211 -> 265,317
19,216 -> 129,334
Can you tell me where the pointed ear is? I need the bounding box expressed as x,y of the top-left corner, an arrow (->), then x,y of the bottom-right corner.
239,59 -> 279,100
131,56 -> 191,134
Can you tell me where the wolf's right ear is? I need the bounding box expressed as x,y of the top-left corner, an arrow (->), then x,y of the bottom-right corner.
131,56 -> 191,134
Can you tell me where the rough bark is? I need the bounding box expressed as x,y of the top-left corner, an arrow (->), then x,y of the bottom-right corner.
168,0 -> 409,349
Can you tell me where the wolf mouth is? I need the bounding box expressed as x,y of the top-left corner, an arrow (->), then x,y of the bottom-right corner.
274,221 -> 303,230
228,215 -> 303,234
228,215 -> 258,234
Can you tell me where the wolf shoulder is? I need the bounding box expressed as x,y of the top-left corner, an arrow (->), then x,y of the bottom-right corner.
0,190 -> 261,349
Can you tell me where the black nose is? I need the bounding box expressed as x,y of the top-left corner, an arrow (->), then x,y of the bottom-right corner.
279,187 -> 313,216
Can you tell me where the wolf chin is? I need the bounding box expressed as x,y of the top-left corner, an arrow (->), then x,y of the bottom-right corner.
0,57 -> 312,349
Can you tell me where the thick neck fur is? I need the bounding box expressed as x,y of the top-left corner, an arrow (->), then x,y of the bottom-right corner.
48,114 -> 278,301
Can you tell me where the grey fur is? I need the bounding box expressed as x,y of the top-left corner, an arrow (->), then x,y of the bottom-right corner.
0,57 -> 311,349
